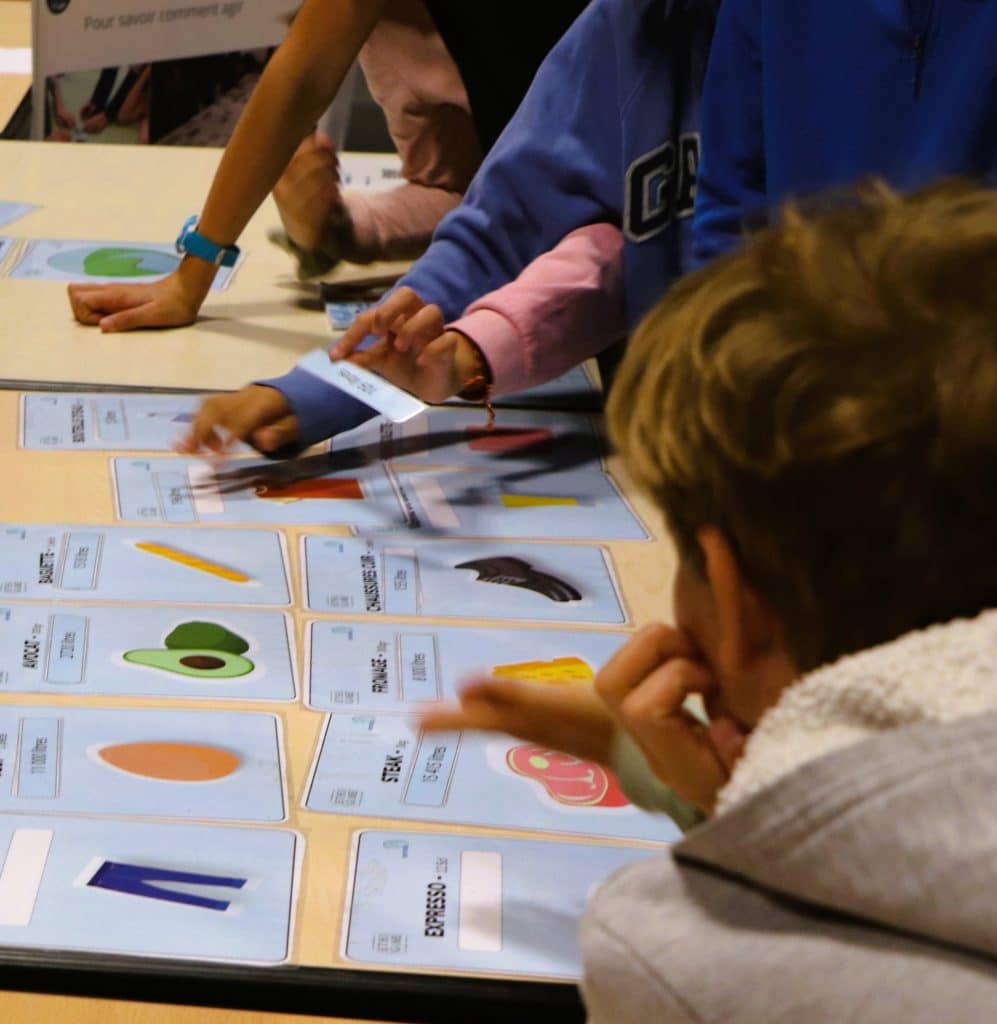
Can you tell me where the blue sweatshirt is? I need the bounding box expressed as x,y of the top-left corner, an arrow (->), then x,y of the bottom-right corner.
694,0 -> 997,264
263,0 -> 716,447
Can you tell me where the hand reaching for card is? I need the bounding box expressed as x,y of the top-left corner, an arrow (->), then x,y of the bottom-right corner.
420,678 -> 616,767
329,286 -> 490,403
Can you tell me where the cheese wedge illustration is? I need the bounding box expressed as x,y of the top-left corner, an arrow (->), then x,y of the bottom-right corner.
491,656 -> 594,685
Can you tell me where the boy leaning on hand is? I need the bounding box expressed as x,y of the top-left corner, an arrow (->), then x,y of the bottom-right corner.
425,180 -> 997,1022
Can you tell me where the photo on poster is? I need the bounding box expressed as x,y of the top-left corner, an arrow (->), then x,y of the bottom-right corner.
43,65 -> 151,144
0,525 -> 290,605
113,457 -> 409,529
393,466 -> 649,540
0,817 -> 298,964
305,713 -> 677,842
0,705 -> 286,822
0,605 -> 296,701
306,619 -> 627,713
344,830 -> 658,978
302,535 -> 627,625
5,238 -> 240,289
331,406 -> 606,471
31,1 -> 288,142
20,392 -> 252,453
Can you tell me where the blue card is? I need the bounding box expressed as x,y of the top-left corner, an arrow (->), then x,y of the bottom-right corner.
113,457 -> 409,529
0,203 -> 36,230
6,239 -> 238,289
20,393 -> 250,453
344,830 -> 657,977
302,536 -> 627,624
305,714 -> 677,842
0,525 -> 290,605
326,300 -> 376,331
329,406 -> 606,470
0,605 -> 296,701
307,619 -> 627,712
394,467 -> 648,540
0,706 -> 286,821
0,817 -> 298,963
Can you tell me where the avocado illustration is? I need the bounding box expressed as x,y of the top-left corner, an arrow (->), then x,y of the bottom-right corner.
123,647 -> 255,679
80,247 -> 180,278
164,621 -> 249,655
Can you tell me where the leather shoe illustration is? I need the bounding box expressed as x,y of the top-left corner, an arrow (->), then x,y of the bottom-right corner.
455,556 -> 581,603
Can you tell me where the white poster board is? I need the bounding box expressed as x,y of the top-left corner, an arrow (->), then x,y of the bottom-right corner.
32,0 -> 292,141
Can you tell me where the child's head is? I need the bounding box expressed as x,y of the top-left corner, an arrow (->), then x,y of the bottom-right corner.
609,180 -> 997,725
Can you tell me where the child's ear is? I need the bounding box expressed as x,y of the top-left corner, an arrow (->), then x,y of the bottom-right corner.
696,526 -> 782,677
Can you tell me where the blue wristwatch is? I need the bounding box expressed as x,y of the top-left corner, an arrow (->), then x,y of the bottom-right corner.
175,215 -> 241,268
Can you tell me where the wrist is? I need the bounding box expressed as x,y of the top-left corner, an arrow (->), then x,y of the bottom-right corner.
452,332 -> 492,397
176,215 -> 241,269
176,254 -> 217,302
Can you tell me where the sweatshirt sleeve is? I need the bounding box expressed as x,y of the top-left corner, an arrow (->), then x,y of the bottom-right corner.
254,366 -> 377,451
446,223 -> 625,395
396,0 -> 622,323
612,731 -> 706,833
692,0 -> 765,265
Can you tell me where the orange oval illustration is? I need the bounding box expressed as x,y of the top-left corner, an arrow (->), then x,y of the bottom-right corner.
97,742 -> 241,782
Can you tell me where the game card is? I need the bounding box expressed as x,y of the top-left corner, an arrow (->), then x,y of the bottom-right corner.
306,620 -> 627,712
326,300 -> 376,331
337,151 -> 404,192
296,351 -> 428,424
329,406 -> 606,470
113,457 -> 409,529
302,536 -> 627,624
344,830 -> 657,977
5,238 -> 239,289
0,203 -> 36,230
20,392 -> 250,453
0,605 -> 296,702
0,817 -> 298,964
393,467 -> 648,540
305,714 -> 676,842
0,706 -> 286,821
0,525 -> 290,605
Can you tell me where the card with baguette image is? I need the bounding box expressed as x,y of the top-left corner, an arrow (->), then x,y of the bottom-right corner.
0,525 -> 290,605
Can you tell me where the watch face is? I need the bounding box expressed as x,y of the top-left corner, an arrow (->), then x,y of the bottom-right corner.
47,0 -> 71,13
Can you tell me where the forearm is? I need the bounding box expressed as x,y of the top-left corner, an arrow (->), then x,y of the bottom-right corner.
196,0 -> 385,251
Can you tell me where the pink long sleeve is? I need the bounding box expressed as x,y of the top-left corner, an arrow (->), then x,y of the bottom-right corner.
448,223 -> 626,396
343,0 -> 482,258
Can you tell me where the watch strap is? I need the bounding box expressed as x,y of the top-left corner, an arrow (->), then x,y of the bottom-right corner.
176,215 -> 241,268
